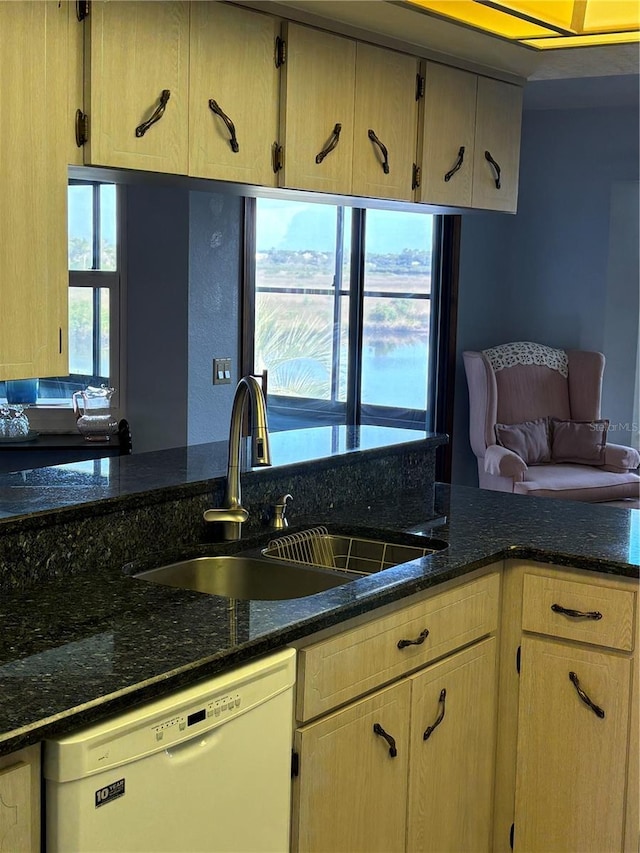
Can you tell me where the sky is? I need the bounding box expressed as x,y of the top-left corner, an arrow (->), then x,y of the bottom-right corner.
256,198 -> 434,253
69,185 -> 434,255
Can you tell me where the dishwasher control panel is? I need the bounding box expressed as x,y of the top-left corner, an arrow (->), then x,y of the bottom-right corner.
152,692 -> 242,742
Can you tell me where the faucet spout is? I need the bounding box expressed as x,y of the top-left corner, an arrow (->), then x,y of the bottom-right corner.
204,375 -> 271,540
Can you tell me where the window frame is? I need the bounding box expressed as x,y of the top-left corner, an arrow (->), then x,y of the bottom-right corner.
24,180 -> 125,434
243,197 -> 458,444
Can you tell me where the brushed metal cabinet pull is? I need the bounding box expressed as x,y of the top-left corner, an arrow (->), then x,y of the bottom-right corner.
208,99 -> 239,153
569,671 -> 605,719
423,688 -> 446,741
135,89 -> 171,138
373,722 -> 398,757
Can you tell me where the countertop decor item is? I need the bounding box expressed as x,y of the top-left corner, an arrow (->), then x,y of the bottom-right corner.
0,404 -> 30,440
72,385 -> 118,441
5,378 -> 39,405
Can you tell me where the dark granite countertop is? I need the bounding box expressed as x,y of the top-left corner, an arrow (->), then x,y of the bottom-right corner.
0,478 -> 637,757
0,426 -> 442,524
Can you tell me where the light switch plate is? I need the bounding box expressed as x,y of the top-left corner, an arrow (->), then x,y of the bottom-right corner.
213,358 -> 232,385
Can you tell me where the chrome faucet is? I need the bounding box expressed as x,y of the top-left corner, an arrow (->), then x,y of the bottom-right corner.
203,375 -> 271,540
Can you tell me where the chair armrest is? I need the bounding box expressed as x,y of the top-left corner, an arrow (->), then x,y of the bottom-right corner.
484,444 -> 528,478
602,443 -> 640,472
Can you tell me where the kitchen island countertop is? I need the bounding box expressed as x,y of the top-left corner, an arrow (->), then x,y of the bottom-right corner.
0,481 -> 637,756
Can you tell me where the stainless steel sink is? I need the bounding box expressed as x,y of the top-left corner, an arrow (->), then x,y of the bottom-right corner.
262,527 -> 447,575
134,555 -> 358,600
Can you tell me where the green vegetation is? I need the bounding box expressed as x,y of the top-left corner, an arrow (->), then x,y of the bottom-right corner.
255,250 -> 431,397
255,297 -> 338,398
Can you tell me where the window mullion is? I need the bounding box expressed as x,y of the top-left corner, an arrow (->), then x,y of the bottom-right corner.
346,208 -> 366,427
330,207 -> 345,403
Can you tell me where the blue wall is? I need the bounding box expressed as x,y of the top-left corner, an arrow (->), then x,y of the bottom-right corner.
187,192 -> 243,447
125,187 -> 243,453
453,102 -> 640,485
126,185 -> 190,453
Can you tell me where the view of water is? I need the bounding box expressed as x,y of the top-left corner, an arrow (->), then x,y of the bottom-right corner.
362,342 -> 428,409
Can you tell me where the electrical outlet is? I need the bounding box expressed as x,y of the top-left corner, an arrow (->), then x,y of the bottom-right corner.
213,358 -> 232,385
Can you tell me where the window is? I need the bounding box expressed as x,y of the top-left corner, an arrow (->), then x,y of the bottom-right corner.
1,181 -> 121,423
250,198 -> 439,432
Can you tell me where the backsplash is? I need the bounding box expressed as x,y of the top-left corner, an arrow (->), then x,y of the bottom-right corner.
0,433 -> 444,591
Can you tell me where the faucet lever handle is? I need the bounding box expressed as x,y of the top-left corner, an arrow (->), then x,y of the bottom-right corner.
203,507 -> 249,524
271,494 -> 292,529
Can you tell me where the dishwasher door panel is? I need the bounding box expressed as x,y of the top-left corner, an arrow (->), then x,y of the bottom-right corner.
45,650 -> 296,853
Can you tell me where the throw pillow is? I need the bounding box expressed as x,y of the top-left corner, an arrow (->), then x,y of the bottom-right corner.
495,417 -> 551,465
550,418 -> 609,465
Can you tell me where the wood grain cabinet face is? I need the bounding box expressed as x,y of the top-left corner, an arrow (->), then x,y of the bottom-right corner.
292,571 -> 501,853
417,63 -> 522,212
494,562 -> 638,853
407,638 -> 497,853
352,43 -> 418,201
471,76 -> 523,212
85,1 -> 189,174
514,636 -> 631,852
279,22 -> 356,194
296,572 -> 500,722
0,0 -> 68,381
67,0 -> 85,167
294,680 -> 411,853
0,745 -> 40,853
418,62 -> 477,208
0,762 -> 31,853
522,572 -> 635,651
189,3 -> 280,186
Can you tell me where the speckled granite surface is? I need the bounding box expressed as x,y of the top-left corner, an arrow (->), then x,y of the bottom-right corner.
0,429 -> 441,590
0,431 -> 637,757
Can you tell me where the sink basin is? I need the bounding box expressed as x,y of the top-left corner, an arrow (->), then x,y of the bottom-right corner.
262,527 -> 447,575
134,555 -> 358,600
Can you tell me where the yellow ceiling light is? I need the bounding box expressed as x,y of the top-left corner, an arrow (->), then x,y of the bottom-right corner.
402,0 -> 640,48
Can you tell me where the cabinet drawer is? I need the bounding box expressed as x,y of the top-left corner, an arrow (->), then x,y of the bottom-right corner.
522,573 -> 636,651
296,572 -> 500,721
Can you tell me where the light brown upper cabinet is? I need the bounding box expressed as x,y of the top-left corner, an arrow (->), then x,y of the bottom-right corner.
279,23 -> 418,200
278,22 -> 356,194
84,1 -> 189,174
189,3 -> 280,186
68,1 -> 85,167
0,1 -> 69,381
352,43 -> 419,201
472,76 -> 523,212
417,63 -> 477,208
417,62 -> 523,212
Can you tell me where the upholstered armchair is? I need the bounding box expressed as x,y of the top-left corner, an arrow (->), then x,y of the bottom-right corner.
463,342 -> 640,504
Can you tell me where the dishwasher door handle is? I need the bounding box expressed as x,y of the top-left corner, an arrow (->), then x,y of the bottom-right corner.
164,729 -> 223,762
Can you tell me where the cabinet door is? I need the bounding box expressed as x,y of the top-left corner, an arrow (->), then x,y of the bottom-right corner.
514,636 -> 631,852
0,0 -> 68,380
293,680 -> 410,853
279,22 -> 356,193
407,638 -> 497,852
67,1 -> 85,167
0,745 -> 40,853
85,1 -> 189,174
472,77 -> 522,212
189,3 -> 279,186
418,62 -> 477,207
0,762 -> 31,853
352,43 -> 418,201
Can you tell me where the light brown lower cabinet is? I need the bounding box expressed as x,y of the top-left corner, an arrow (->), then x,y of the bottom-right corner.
407,638 -> 497,852
513,636 -> 631,852
494,561 -> 638,853
294,678 -> 411,853
0,744 -> 40,853
292,636 -> 498,852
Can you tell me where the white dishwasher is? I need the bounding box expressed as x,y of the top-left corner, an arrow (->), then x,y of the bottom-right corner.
44,648 -> 296,853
